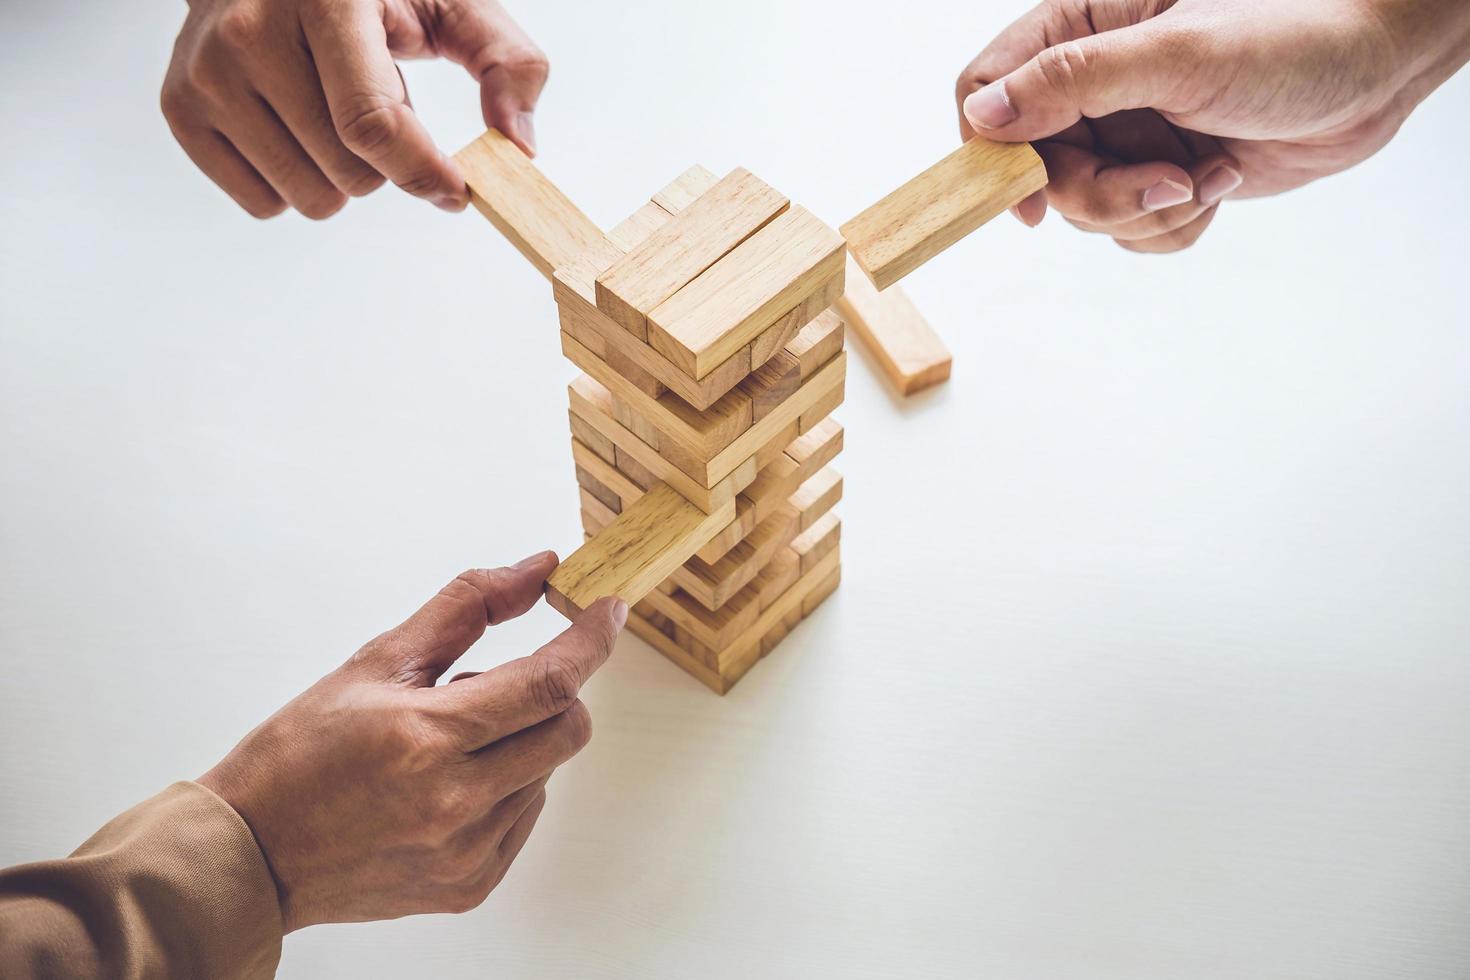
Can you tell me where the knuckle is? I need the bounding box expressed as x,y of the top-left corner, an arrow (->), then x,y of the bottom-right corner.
213,7 -> 264,51
530,657 -> 580,715
954,65 -> 985,103
158,82 -> 192,124
335,101 -> 403,156
1036,40 -> 1089,97
559,698 -> 593,751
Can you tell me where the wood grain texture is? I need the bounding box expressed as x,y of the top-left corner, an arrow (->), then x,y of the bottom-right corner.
596,168 -> 789,339
834,255 -> 952,395
792,511 -> 841,573
453,129 -> 606,281
651,164 -> 720,213
786,309 -> 845,380
789,467 -> 843,530
738,350 -> 801,422
567,375 -> 756,510
546,484 -> 733,618
841,136 -> 1046,289
648,207 -> 846,379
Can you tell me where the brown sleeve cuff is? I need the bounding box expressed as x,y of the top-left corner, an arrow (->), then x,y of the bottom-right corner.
0,781 -> 283,979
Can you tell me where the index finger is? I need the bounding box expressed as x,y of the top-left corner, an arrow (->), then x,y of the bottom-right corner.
427,596 -> 628,751
302,3 -> 469,210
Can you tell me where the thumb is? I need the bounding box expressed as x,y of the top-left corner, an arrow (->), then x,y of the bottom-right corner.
962,25 -> 1171,142
434,0 -> 549,156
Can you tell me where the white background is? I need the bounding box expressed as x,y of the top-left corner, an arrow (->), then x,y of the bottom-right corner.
4,1 -> 1470,977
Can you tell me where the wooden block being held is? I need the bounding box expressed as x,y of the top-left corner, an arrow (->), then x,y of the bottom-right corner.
841,137 -> 1046,289
834,255 -> 952,395
546,484 -> 734,618
453,129 -> 606,281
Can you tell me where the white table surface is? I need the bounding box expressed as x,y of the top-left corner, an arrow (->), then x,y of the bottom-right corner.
4,1 -> 1469,977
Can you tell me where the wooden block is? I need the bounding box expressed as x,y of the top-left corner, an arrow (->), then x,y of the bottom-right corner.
761,606 -> 804,657
790,468 -> 843,531
841,137 -> 1047,290
624,546 -> 840,694
453,129 -> 606,281
560,331 -> 752,465
605,347 -> 665,397
607,201 -> 672,252
639,581 -> 762,652
613,446 -> 658,492
791,511 -> 841,574
570,438 -> 643,506
742,418 -> 844,526
568,411 -> 616,465
567,376 -> 754,511
799,371 -> 846,433
647,208 -> 846,379
652,165 -> 721,213
596,168 -> 789,339
557,259 -> 752,411
785,309 -> 845,380
693,494 -> 758,564
674,502 -> 801,612
748,270 -> 843,369
546,484 -> 734,617
737,350 -> 801,422
801,564 -> 842,618
834,255 -> 951,395
575,466 -> 623,514
610,394 -> 661,451
752,548 -> 801,612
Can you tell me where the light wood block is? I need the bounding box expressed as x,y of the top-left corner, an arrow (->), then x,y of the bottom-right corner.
570,437 -> 643,505
625,545 -> 840,694
742,417 -> 844,526
652,165 -> 720,213
575,466 -> 622,514
675,502 -> 801,611
453,129 -> 607,281
647,207 -> 846,379
801,564 -> 842,617
567,375 -> 755,511
792,511 -> 841,573
607,201 -> 672,252
798,375 -> 845,434
738,350 -> 801,422
546,484 -> 734,618
752,548 -> 801,612
789,468 -> 843,530
834,255 -> 951,395
841,136 -> 1046,290
568,411 -> 616,465
787,310 -> 845,380
596,168 -> 789,339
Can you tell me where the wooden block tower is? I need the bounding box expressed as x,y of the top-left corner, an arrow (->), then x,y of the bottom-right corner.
454,127 -> 1043,693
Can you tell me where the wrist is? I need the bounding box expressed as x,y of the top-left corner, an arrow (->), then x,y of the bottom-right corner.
1368,0 -> 1470,83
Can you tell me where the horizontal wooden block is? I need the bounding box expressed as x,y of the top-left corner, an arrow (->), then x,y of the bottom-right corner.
742,417 -> 844,526
738,350 -> 801,422
560,330 -> 752,466
568,410 -> 616,465
792,511 -> 841,573
575,465 -> 622,514
570,437 -> 643,505
607,200 -> 672,252
596,167 -> 789,339
799,374 -> 845,434
789,467 -> 843,531
801,563 -> 841,617
694,495 -> 757,564
613,446 -> 657,492
648,208 -> 847,379
624,545 -> 840,694
675,501 -> 801,611
546,484 -> 734,618
787,309 -> 845,380
752,547 -> 801,612
834,254 -> 951,395
453,129 -> 606,281
567,375 -> 754,511
652,164 -> 720,213
841,136 -> 1047,290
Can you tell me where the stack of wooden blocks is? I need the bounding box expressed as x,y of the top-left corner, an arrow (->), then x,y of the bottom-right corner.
454,124 -> 1045,694
548,164 -> 848,694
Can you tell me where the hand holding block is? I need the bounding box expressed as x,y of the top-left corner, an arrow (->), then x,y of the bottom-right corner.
453,129 -> 606,281
546,484 -> 735,618
841,137 -> 1046,289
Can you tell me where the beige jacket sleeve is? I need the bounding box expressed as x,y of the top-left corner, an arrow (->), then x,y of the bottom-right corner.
0,781 -> 283,979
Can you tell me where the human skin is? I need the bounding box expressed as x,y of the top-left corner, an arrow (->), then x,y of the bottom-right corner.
198,552 -> 626,930
954,0 -> 1470,252
161,0 -> 546,219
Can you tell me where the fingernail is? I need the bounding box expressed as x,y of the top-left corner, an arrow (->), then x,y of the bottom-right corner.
1142,178 -> 1193,211
515,112 -> 536,155
513,550 -> 555,570
609,598 -> 628,631
963,82 -> 1017,131
1197,164 -> 1242,206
